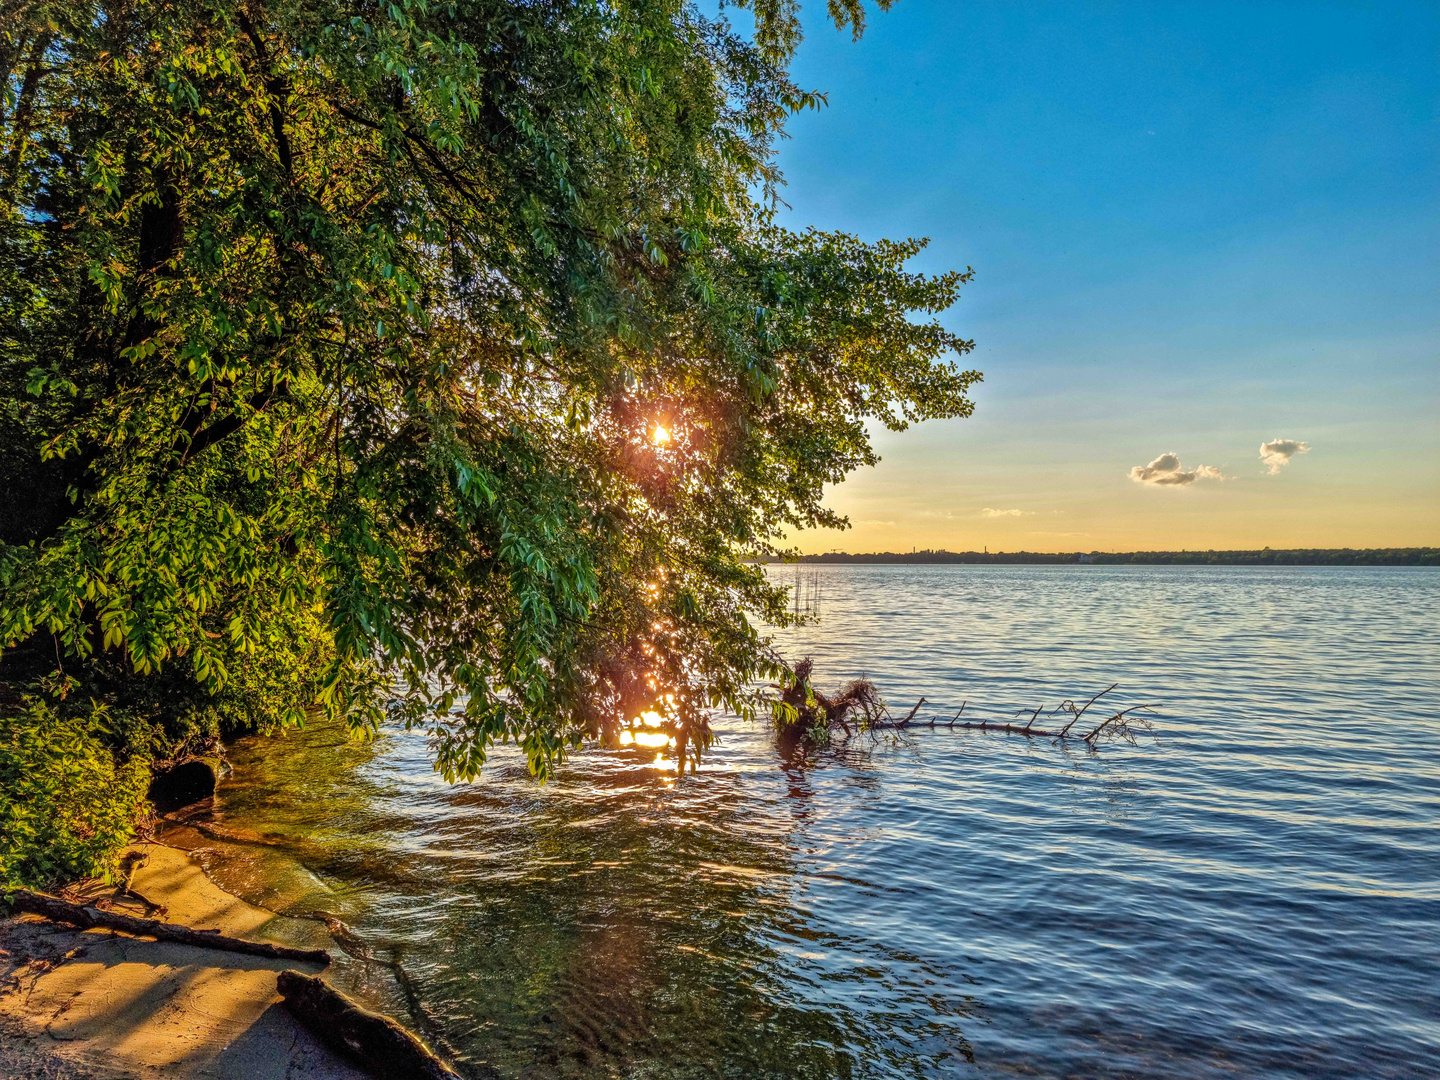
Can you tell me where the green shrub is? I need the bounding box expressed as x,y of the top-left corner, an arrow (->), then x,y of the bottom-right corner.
0,699 -> 149,892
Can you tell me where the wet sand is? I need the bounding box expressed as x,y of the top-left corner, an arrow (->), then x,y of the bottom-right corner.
0,844 -> 367,1079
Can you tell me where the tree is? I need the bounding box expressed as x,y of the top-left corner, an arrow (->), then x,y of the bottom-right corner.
1,0 -> 978,783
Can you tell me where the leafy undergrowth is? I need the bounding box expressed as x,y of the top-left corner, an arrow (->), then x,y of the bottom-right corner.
0,700 -> 149,892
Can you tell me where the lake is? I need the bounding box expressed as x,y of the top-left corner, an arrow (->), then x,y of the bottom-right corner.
164,565 -> 1440,1079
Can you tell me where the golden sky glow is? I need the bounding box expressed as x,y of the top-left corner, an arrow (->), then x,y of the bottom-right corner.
793,399 -> 1439,554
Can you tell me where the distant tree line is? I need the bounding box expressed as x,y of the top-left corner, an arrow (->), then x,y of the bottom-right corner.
775,548 -> 1440,566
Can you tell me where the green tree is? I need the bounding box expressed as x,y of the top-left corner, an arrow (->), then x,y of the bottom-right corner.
1,0 -> 978,784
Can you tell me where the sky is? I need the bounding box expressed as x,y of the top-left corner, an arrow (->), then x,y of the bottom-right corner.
763,0 -> 1439,553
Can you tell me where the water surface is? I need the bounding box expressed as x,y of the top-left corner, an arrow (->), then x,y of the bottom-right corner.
168,566 -> 1440,1078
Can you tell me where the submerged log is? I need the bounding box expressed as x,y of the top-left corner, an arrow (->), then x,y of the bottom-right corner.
5,890 -> 331,965
277,970 -> 460,1079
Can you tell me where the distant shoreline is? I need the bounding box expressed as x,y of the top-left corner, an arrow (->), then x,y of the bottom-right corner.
767,548 -> 1439,566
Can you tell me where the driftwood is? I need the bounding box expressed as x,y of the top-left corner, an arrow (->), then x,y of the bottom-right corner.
770,663 -> 1159,748
867,700 -> 965,732
867,684 -> 1157,745
4,890 -> 331,965
277,970 -> 460,1080
111,850 -> 168,915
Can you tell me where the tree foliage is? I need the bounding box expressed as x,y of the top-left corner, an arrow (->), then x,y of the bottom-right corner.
1,0 -> 978,780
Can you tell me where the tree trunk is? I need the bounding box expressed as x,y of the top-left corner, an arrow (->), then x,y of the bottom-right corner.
277,970 -> 460,1079
5,890 -> 331,965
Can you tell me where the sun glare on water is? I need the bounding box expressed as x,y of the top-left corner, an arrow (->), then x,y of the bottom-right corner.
619,709 -> 672,748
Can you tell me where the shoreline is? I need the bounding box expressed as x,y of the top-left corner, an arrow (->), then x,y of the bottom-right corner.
0,843 -> 367,1079
767,546 -> 1439,565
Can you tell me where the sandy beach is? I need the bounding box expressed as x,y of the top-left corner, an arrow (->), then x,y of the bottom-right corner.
0,844 -> 367,1080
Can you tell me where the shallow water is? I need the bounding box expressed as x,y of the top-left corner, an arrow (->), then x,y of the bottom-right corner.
172,566 -> 1440,1078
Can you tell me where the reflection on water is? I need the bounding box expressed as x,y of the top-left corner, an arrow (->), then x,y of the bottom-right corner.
167,722 -> 978,1077
167,567 -> 1440,1079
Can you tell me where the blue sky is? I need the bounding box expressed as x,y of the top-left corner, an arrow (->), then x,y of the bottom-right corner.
766,0 -> 1438,550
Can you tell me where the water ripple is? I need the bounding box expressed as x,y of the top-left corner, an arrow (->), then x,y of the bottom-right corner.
194,566 -> 1440,1079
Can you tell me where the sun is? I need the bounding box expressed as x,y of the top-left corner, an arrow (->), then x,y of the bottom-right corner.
651,423 -> 671,445
619,710 -> 673,748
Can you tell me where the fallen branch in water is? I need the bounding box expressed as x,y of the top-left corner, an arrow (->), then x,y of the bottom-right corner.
277,970 -> 459,1079
4,890 -> 331,965
867,701 -> 962,731
873,685 -> 1157,745
775,663 -> 1156,747
944,702 -> 1157,744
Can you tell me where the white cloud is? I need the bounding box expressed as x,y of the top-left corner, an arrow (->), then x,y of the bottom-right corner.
1259,438 -> 1310,475
856,519 -> 896,526
980,507 -> 1032,518
1128,452 -> 1226,487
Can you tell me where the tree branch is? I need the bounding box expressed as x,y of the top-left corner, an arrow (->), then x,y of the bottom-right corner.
236,7 -> 294,181
2,30 -> 52,189
175,380 -> 289,462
